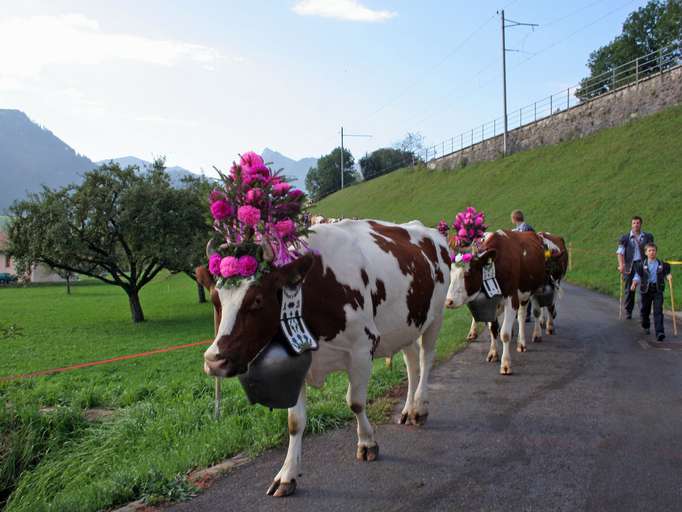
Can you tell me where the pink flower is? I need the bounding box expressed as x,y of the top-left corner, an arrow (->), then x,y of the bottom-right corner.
245,188 -> 263,204
274,218 -> 296,238
287,189 -> 304,201
242,172 -> 263,186
461,253 -> 473,263
210,200 -> 232,221
458,228 -> 467,238
437,220 -> 449,236
248,164 -> 271,178
273,182 -> 292,196
468,229 -> 475,237
240,151 -> 265,173
237,205 -> 261,227
270,176 -> 282,186
209,189 -> 225,203
475,216 -> 484,226
208,253 -> 222,275
220,256 -> 240,278
238,255 -> 258,277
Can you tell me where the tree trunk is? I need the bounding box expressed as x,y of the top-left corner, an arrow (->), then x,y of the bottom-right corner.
127,288 -> 145,323
66,275 -> 71,295
197,281 -> 207,303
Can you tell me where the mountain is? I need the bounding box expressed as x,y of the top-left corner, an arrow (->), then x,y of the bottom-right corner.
0,109 -> 95,213
95,156 -> 197,187
261,148 -> 317,192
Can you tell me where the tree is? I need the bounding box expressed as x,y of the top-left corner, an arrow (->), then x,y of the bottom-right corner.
576,0 -> 682,100
305,147 -> 359,201
177,174 -> 216,303
359,147 -> 416,181
396,132 -> 425,158
8,161 -> 207,322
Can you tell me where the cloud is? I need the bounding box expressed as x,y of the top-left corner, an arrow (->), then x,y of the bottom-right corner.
292,0 -> 396,22
0,14 -> 235,83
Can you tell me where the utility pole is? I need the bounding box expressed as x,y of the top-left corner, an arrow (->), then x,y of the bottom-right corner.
499,10 -> 538,156
339,127 -> 372,189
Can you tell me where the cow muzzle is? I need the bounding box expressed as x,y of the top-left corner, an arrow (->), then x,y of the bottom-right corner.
203,353 -> 244,378
445,298 -> 456,309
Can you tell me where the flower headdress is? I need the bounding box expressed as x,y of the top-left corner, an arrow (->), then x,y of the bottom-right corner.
207,151 -> 308,288
438,206 -> 488,268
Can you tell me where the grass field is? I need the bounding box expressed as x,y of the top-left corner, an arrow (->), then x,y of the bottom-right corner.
316,104 -> 682,309
0,275 -> 470,511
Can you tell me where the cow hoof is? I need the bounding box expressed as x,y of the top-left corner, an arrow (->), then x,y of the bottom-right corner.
517,344 -> 527,353
356,443 -> 379,461
532,336 -> 543,343
547,328 -> 554,335
412,412 -> 428,426
399,412 -> 408,424
466,333 -> 478,342
266,478 -> 297,497
500,365 -> 512,375
486,352 -> 499,363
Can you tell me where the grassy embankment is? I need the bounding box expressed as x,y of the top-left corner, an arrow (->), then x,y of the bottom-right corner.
0,274 -> 470,511
316,104 -> 682,309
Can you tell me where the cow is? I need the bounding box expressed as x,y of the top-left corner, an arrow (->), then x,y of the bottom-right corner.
445,229 -> 546,375
203,219 -> 450,497
532,232 -> 568,341
463,232 -> 569,345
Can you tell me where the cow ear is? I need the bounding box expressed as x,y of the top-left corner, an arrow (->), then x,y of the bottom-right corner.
277,252 -> 315,288
477,249 -> 496,264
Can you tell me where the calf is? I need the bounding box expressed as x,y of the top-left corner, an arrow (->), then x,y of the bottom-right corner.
203,220 -> 450,496
445,230 -> 545,375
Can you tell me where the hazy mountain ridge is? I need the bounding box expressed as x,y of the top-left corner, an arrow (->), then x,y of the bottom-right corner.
0,109 -> 315,211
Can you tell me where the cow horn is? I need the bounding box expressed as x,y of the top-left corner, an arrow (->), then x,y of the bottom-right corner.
261,241 -> 274,262
206,239 -> 217,258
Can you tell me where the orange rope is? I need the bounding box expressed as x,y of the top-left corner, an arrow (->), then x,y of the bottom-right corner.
0,339 -> 212,382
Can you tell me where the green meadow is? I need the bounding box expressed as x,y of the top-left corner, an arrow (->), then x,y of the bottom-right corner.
0,275 -> 470,511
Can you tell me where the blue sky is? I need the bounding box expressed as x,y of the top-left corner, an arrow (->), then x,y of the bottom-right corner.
1,0 -> 648,175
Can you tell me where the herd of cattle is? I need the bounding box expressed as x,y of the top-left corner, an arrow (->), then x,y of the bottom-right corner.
199,218 -> 568,497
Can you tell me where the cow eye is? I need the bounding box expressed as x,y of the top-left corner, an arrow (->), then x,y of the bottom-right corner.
250,295 -> 263,311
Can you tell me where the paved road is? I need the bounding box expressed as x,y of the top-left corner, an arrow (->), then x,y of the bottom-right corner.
170,284 -> 681,512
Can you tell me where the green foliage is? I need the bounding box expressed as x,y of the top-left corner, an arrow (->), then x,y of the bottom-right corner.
0,274 -> 471,511
577,0 -> 682,99
360,147 -> 416,181
0,323 -> 23,340
316,105 -> 682,310
8,160 -> 207,322
305,147 -> 359,201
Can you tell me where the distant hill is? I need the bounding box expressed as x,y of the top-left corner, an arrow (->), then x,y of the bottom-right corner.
262,148 -> 317,192
95,156 -> 197,187
0,109 -> 94,213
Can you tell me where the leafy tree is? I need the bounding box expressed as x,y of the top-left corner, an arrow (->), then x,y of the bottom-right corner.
359,147 -> 416,181
8,160 -> 207,322
577,0 -> 682,100
396,132 -> 425,158
305,147 -> 359,200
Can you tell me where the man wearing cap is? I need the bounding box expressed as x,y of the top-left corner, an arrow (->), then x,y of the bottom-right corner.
617,216 -> 654,320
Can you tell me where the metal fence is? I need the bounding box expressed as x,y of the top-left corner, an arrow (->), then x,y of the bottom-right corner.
424,43 -> 682,162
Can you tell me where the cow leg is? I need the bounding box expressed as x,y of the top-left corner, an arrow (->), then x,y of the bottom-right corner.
466,316 -> 478,342
532,304 -> 543,343
546,304 -> 556,335
411,315 -> 442,426
499,298 -> 516,375
399,341 -> 420,425
486,320 -> 500,362
267,386 -> 306,497
516,301 -> 529,352
347,350 -> 378,461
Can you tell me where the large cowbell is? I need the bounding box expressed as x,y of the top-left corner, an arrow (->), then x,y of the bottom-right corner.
467,261 -> 503,323
531,283 -> 555,309
238,285 -> 317,409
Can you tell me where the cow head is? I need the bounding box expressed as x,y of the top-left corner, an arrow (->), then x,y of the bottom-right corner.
203,253 -> 315,378
445,250 -> 496,308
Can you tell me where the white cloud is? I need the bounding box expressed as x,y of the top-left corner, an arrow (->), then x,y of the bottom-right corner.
292,0 -> 396,22
0,14 -> 233,84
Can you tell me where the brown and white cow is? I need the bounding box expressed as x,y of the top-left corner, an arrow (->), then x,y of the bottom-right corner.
445,230 -> 545,375
532,232 -> 568,341
203,219 -> 450,497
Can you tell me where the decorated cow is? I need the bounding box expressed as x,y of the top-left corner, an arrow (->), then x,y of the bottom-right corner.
202,152 -> 450,497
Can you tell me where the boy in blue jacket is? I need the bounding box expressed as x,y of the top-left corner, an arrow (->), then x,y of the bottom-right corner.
631,243 -> 671,341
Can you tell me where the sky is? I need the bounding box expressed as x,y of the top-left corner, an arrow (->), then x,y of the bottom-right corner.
0,0 -> 650,176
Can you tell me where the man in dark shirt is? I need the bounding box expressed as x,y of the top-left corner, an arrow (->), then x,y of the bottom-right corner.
617,216 -> 654,319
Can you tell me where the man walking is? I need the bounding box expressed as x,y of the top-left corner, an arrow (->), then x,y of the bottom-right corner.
617,216 -> 654,319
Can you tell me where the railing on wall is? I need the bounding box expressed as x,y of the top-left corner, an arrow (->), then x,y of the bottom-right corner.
424,43 -> 682,162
